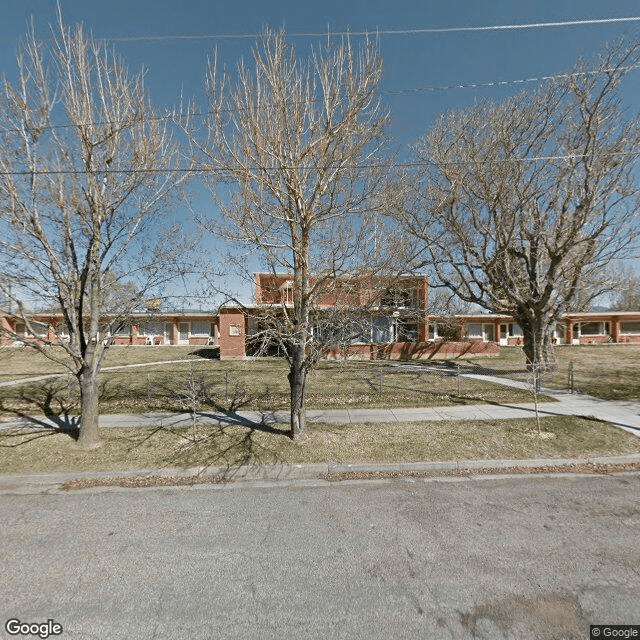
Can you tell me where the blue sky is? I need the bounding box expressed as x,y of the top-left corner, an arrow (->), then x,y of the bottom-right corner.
2,0 -> 640,303
3,0 -> 640,146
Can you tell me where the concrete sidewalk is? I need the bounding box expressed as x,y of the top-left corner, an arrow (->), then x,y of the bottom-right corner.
1,383 -> 639,492
1,388 -> 639,435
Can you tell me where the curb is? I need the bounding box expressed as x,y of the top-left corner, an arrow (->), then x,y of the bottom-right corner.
1,453 -> 640,492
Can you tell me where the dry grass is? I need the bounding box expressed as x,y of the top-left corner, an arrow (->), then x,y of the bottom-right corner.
0,345 -> 197,377
1,415 -> 638,475
471,344 -> 640,401
0,353 -> 550,417
2,343 -> 638,419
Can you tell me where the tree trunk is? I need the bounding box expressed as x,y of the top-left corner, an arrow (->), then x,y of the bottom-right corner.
288,342 -> 307,440
77,368 -> 101,448
521,318 -> 557,373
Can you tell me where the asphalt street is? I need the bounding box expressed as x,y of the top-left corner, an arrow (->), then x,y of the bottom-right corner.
1,473 -> 639,639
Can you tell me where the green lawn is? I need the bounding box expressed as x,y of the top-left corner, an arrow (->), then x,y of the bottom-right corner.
1,415 -> 638,474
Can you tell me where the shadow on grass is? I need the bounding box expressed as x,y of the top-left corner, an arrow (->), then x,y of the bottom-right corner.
118,409 -> 291,481
0,380 -> 80,442
111,369 -> 291,477
146,363 -> 286,415
359,374 -> 503,407
189,347 -> 220,360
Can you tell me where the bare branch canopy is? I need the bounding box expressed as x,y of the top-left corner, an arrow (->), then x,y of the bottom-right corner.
396,37 -> 640,370
184,29 -> 389,437
0,14 -> 186,446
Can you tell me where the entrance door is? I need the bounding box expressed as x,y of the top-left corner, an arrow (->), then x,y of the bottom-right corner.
499,323 -> 509,346
572,323 -> 580,345
179,322 -> 189,344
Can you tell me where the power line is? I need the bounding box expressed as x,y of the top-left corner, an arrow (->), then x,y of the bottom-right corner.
383,64 -> 640,94
2,150 -> 640,177
1,64 -> 637,137
102,17 -> 640,42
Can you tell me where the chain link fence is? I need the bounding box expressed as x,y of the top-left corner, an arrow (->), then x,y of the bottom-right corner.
0,358 -> 539,414
445,358 -> 640,401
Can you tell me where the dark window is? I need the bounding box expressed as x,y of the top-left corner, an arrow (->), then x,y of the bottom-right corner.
381,288 -> 414,309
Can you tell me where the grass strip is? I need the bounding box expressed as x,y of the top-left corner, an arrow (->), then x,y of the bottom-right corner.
58,461 -> 640,491
1,415 -> 639,474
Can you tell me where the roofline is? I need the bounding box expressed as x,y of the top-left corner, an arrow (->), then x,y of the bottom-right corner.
1,310 -> 220,319
430,311 -> 640,320
254,271 -> 428,278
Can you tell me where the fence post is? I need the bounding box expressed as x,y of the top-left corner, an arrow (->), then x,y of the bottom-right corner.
568,361 -> 574,394
456,363 -> 460,396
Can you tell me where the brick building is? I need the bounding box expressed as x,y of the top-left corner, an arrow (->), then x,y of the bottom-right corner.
2,273 -> 640,358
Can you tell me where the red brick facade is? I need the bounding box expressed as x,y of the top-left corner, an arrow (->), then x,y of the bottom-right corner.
218,309 -> 247,359
3,278 -> 640,359
0,313 -> 219,347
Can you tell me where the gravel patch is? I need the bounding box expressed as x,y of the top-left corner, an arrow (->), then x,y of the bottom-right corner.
60,474 -> 229,490
320,461 -> 640,482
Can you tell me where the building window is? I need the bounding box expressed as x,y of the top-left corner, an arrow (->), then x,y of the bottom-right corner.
554,323 -> 566,340
350,318 -> 373,344
465,323 -> 495,342
466,323 -> 483,339
14,321 -> 48,338
139,321 -> 164,336
229,324 -> 241,336
381,288 -> 414,309
113,323 -> 131,336
191,321 -> 212,336
620,321 -> 640,334
397,319 -> 419,342
580,322 -> 607,336
432,321 -> 460,341
500,323 -> 523,339
372,317 -> 394,343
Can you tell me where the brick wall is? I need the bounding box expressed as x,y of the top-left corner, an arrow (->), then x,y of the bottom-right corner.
218,309 -> 247,358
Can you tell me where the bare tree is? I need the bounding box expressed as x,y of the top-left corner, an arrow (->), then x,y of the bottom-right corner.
397,39 -> 640,370
186,29 -> 388,438
0,15 -> 186,447
609,264 -> 640,310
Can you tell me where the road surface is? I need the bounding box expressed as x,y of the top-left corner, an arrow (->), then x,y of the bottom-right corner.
1,473 -> 639,639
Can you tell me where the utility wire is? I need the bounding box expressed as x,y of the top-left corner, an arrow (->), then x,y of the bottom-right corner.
1,64 -> 637,137
102,17 -> 640,42
2,150 -> 640,176
384,64 -> 640,93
